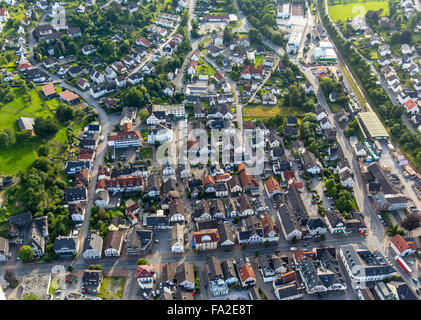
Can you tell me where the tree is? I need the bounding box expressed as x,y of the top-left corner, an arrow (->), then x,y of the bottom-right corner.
23,294 -> 39,300
401,213 -> 420,236
223,26 -> 233,44
122,87 -> 150,108
0,131 -> 12,148
38,145 -> 49,157
56,103 -> 75,122
33,157 -> 50,172
249,28 -> 262,44
18,245 -> 34,263
4,269 -> 17,285
386,224 -> 404,237
401,30 -> 412,44
67,41 -> 77,55
254,250 -> 259,257
137,258 -> 148,265
139,109 -> 150,123
33,117 -> 59,138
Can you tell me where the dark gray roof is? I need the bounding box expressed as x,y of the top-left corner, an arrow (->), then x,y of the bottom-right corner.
65,187 -> 87,203
54,236 -> 78,252
307,218 -> 326,230
83,230 -> 103,253
221,259 -> 237,281
277,204 -> 302,235
9,212 -> 32,227
367,163 -> 395,194
286,187 -> 308,225
275,283 -> 302,299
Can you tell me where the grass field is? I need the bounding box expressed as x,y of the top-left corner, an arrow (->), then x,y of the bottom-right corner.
196,58 -> 216,76
0,88 -> 56,175
98,277 -> 126,300
0,88 -> 54,131
328,1 -> 389,22
0,87 -> 83,175
254,55 -> 265,68
141,147 -> 153,158
243,105 -> 306,119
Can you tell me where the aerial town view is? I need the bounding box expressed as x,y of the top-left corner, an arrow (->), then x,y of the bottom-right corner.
0,0 -> 420,307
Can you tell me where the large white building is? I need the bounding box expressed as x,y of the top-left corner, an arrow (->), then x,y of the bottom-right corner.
340,245 -> 396,288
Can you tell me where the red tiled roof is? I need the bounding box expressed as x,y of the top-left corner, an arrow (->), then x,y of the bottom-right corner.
215,174 -> 231,182
239,170 -> 258,188
59,90 -> 79,102
136,265 -> 155,278
404,99 -> 417,110
96,176 -> 143,190
108,130 -> 140,141
213,72 -> 223,81
281,271 -> 296,284
239,264 -> 256,283
203,175 -> 215,186
136,36 -> 151,47
126,202 -> 139,212
261,215 -> 275,237
288,181 -> 303,190
283,170 -> 295,181
41,83 -> 56,96
97,165 -> 111,177
193,229 -> 218,244
127,211 -> 137,222
293,250 -> 314,263
265,177 -> 282,195
238,162 -> 246,173
18,63 -> 33,70
244,120 -> 256,130
391,234 -> 416,253
188,60 -> 198,69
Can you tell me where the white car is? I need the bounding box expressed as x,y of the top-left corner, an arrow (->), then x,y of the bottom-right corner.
143,292 -> 148,299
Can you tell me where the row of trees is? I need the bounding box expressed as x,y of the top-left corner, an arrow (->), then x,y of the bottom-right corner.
318,0 -> 421,168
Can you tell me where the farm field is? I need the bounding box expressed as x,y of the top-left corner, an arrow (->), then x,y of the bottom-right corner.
328,1 -> 389,22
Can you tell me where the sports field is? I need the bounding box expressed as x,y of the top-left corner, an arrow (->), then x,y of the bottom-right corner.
328,1 -> 389,22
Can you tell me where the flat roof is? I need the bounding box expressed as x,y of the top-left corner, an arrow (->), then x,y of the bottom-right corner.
358,112 -> 389,139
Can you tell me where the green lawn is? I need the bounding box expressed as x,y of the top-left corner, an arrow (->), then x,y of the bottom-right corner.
0,88 -> 54,131
243,105 -> 306,119
199,38 -> 212,47
141,147 -> 153,158
254,55 -> 265,68
196,59 -> 216,76
328,1 -> 389,22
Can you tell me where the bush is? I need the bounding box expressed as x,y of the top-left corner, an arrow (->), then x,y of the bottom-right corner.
137,258 -> 148,265
18,246 -> 34,263
88,264 -> 103,270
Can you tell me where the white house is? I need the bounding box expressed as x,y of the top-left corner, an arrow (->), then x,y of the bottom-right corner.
171,224 -> 184,254
389,234 -> 416,257
404,99 -> 419,115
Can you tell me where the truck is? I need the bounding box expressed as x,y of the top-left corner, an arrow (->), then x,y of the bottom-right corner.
395,256 -> 413,274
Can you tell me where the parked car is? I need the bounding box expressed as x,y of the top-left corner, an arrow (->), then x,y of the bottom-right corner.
143,292 -> 148,299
